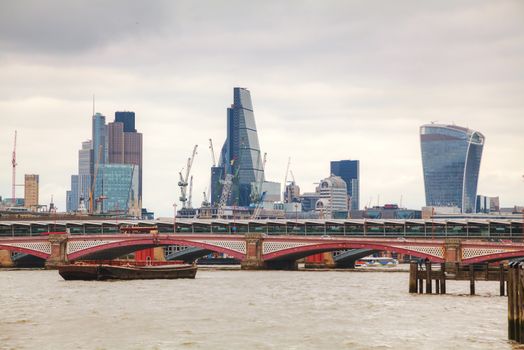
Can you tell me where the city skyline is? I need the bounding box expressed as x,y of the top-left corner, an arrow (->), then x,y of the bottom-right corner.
0,1 -> 523,216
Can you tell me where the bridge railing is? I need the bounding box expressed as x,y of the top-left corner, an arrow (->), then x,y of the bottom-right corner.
0,220 -> 522,239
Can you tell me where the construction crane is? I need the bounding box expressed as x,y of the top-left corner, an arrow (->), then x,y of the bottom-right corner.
216,158 -> 242,218
11,131 -> 17,206
250,152 -> 267,219
217,173 -> 234,218
289,169 -> 296,184
188,175 -> 194,208
209,138 -> 216,167
201,189 -> 210,207
178,145 -> 198,209
282,157 -> 290,199
208,138 -> 217,206
251,191 -> 267,220
250,152 -> 267,204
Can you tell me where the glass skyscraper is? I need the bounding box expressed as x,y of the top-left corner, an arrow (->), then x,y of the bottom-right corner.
115,111 -> 136,133
107,112 -> 143,202
94,164 -> 139,214
92,113 -> 107,169
420,123 -> 485,213
330,160 -> 360,210
214,87 -> 264,207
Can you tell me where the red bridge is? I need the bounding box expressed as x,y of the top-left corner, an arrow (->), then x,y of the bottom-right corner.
1,232 -> 524,269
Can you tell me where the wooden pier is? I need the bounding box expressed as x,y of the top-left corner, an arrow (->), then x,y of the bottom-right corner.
507,261 -> 524,343
408,262 -> 507,296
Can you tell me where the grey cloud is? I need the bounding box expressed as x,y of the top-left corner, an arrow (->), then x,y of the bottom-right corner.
0,0 -> 172,54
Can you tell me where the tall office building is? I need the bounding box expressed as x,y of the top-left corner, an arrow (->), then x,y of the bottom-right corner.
123,131 -> 143,200
107,122 -> 125,163
67,140 -> 92,212
213,87 -> 264,207
107,112 -> 143,201
92,113 -> 107,170
78,140 -> 92,207
94,164 -> 139,215
115,111 -> 136,133
67,110 -> 143,215
330,160 -> 360,210
67,175 -> 79,212
316,175 -> 348,219
420,123 -> 485,213
24,174 -> 39,209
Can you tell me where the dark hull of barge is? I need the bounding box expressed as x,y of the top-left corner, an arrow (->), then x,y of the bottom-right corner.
58,264 -> 197,280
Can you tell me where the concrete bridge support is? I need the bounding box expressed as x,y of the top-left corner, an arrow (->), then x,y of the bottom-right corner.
444,239 -> 462,267
45,234 -> 68,269
0,250 -> 14,268
241,233 -> 265,270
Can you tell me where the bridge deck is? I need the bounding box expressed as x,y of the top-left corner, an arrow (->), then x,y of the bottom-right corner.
0,218 -> 522,239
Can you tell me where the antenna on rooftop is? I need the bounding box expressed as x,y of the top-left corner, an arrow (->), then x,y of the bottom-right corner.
92,94 -> 95,116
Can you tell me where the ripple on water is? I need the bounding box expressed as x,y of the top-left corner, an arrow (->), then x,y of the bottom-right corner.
0,269 -> 513,350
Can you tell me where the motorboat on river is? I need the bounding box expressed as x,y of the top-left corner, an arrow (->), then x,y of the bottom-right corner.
58,263 -> 197,281
355,257 -> 398,268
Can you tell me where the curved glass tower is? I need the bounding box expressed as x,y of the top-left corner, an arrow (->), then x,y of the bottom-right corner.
420,124 -> 485,213
215,87 -> 264,206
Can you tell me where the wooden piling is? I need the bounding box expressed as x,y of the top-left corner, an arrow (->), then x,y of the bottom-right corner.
440,263 -> 446,294
500,263 -> 505,297
516,265 -> 524,344
509,266 -> 515,341
409,262 -> 417,293
513,267 -> 520,342
426,262 -> 432,294
435,278 -> 440,294
469,264 -> 475,295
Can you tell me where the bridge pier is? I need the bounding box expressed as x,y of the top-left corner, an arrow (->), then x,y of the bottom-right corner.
0,250 -> 14,268
240,233 -> 265,270
444,239 -> 462,265
45,234 -> 69,269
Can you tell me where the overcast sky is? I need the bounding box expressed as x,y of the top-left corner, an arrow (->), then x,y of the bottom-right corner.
0,0 -> 523,216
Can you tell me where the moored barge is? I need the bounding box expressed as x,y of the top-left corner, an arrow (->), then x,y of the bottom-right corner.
58,263 -> 197,281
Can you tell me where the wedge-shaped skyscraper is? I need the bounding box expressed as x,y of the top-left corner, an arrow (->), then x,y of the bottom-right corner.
420,123 -> 485,213
212,88 -> 265,207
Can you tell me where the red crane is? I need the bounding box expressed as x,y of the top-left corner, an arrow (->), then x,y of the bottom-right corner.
11,130 -> 17,206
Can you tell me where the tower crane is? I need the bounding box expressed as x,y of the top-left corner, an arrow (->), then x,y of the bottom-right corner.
201,188 -> 210,207
208,138 -> 217,205
188,175 -> 194,209
11,131 -> 17,206
217,159 -> 241,218
283,157 -> 291,202
209,138 -> 216,167
289,169 -> 296,184
250,152 -> 267,204
178,145 -> 198,209
250,152 -> 267,219
217,174 -> 234,218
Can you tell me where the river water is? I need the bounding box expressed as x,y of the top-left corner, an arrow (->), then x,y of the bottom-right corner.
0,268 -> 518,350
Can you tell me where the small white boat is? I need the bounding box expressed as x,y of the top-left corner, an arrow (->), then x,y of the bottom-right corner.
355,257 -> 398,268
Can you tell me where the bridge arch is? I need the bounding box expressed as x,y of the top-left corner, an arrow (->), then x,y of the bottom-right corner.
263,242 -> 444,263
0,244 -> 49,259
463,250 -> 524,264
68,237 -> 245,261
